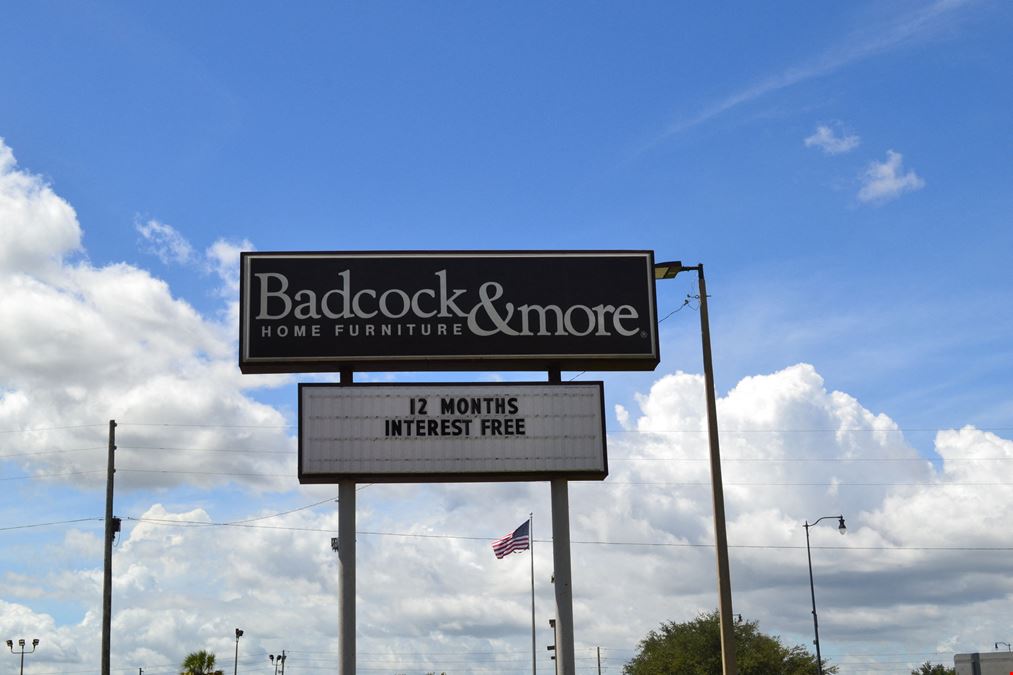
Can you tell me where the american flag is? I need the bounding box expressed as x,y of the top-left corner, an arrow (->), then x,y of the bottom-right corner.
491,519 -> 530,559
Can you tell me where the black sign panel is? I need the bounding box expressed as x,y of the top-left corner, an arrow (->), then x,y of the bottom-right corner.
239,251 -> 659,373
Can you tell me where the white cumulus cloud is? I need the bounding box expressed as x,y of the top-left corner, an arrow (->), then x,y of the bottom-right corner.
0,137 -> 291,492
805,124 -> 861,155
857,149 -> 925,203
0,138 -> 82,277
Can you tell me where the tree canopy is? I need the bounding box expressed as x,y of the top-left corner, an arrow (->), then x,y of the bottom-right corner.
624,611 -> 835,675
911,662 -> 956,675
180,649 -> 223,675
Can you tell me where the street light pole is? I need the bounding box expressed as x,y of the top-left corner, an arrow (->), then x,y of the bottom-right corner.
995,641 -> 1011,652
804,515 -> 846,675
655,261 -> 737,675
233,628 -> 243,675
6,638 -> 39,675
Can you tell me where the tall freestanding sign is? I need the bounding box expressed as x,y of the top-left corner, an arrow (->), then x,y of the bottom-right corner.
239,250 -> 660,675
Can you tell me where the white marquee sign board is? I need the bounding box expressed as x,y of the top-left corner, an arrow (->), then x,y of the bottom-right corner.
299,381 -> 607,483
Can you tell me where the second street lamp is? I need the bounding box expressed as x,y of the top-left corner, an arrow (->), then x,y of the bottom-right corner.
233,628 -> 243,675
804,514 -> 846,675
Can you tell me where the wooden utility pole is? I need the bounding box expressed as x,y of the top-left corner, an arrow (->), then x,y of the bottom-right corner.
101,420 -> 116,675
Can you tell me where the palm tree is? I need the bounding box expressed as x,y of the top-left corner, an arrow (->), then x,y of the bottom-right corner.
180,649 -> 224,675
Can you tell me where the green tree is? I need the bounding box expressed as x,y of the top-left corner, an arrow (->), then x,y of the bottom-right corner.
180,649 -> 223,675
911,662 -> 955,675
624,611 -> 836,675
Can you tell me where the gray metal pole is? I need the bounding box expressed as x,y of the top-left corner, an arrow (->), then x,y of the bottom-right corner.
550,479 -> 575,675
696,267 -> 738,675
530,513 -> 536,675
339,480 -> 356,674
805,522 -> 823,675
337,369 -> 356,675
101,419 -> 116,675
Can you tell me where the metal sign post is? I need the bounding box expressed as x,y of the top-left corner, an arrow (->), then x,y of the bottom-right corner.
550,479 -> 575,675
338,479 -> 355,675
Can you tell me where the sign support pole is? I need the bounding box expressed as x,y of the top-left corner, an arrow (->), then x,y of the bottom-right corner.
550,479 -> 574,675
548,368 -> 575,675
338,370 -> 356,675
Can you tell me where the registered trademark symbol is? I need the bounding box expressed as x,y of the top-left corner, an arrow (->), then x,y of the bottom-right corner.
640,330 -> 648,338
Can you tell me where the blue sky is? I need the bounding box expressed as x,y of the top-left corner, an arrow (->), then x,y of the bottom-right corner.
2,2 -> 1012,673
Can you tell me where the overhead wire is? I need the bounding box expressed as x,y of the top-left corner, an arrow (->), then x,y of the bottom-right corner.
0,446 -> 105,459
116,517 -> 1013,551
0,517 -> 103,532
225,496 -> 337,524
117,422 -> 292,429
0,423 -> 106,434
118,445 -> 290,455
0,470 -> 106,481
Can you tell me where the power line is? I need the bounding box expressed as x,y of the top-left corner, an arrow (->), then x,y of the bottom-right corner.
117,422 -> 292,429
0,470 -> 106,481
0,517 -> 102,532
610,455 -> 1013,461
7,464 -> 1013,490
594,480 -> 1013,487
0,446 -> 105,459
0,424 -> 105,435
118,445 -> 290,455
117,468 -> 289,477
226,496 -> 337,524
121,518 -> 1013,551
91,445 -> 1013,461
607,426 -> 1013,433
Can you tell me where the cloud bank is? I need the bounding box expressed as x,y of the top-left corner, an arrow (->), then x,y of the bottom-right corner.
0,138 -> 291,492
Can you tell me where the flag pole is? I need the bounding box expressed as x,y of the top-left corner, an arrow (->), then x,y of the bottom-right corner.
530,512 -> 536,675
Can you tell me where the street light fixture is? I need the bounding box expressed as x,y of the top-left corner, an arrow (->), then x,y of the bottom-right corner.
269,651 -> 286,675
996,641 -> 1011,652
655,261 -> 737,675
233,628 -> 243,675
804,514 -> 847,675
7,637 -> 39,675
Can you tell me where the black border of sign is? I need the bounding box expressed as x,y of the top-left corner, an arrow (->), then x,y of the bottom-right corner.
239,250 -> 659,373
298,381 -> 608,484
